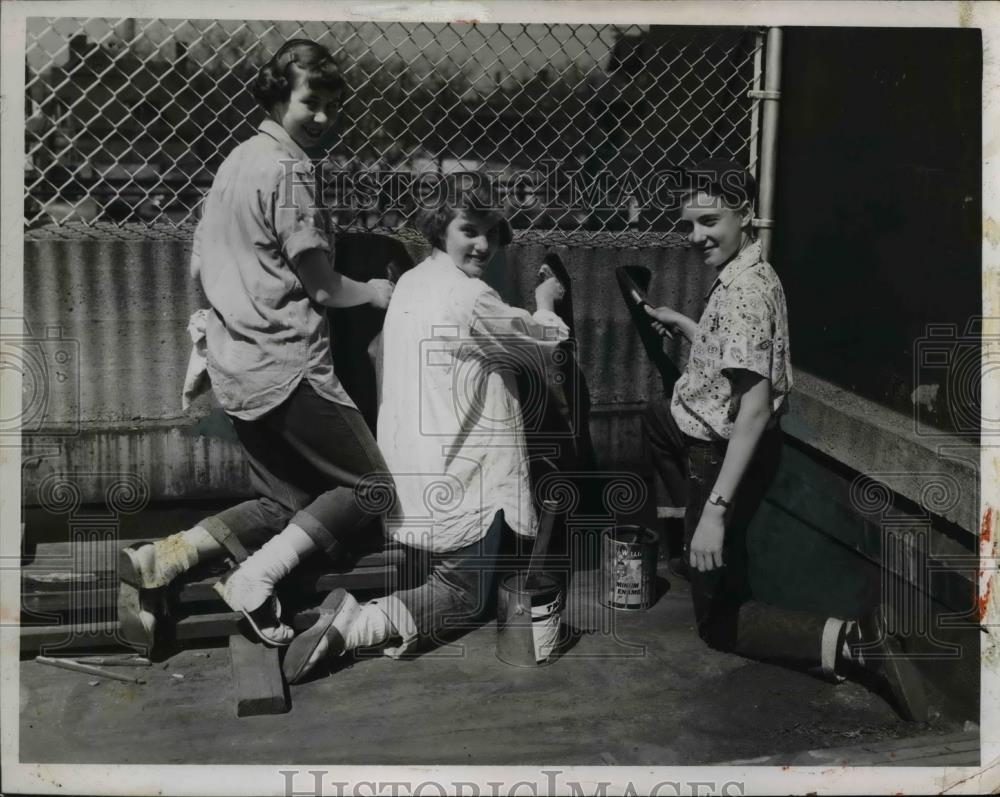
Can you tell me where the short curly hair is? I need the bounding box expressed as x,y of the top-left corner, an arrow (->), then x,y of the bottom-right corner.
252,39 -> 345,111
413,174 -> 513,251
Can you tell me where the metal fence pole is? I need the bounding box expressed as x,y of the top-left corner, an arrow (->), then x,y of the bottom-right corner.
755,27 -> 782,261
746,28 -> 765,180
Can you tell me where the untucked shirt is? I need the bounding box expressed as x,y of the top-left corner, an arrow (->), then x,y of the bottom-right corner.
378,249 -> 570,553
191,119 -> 356,420
671,239 -> 792,441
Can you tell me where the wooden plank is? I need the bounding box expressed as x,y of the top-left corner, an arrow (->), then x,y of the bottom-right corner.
913,751 -> 980,767
794,745 -> 979,768
175,609 -> 323,641
174,612 -> 243,641
177,566 -> 397,604
20,554 -> 384,652
229,634 -> 288,717
833,741 -> 980,766
22,571 -> 104,591
21,565 -> 397,615
22,539 -> 404,574
719,731 -> 980,767
21,599 -> 326,653
831,729 -> 978,754
19,626 -> 128,654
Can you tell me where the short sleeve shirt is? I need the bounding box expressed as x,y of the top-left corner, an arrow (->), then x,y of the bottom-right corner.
671,240 -> 792,441
191,120 -> 356,419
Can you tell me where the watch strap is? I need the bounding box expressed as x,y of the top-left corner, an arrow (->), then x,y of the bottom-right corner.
708,491 -> 731,508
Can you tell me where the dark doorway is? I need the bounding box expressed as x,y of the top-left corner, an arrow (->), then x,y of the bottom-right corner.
773,28 -> 982,438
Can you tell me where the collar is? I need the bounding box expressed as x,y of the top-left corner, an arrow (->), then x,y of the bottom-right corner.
426,247 -> 470,277
705,239 -> 763,299
258,118 -> 311,163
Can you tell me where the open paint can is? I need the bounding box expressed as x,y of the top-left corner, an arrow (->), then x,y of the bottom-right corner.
496,572 -> 562,667
600,525 -> 659,610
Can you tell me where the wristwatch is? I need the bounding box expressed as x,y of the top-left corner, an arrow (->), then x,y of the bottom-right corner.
707,491 -> 731,509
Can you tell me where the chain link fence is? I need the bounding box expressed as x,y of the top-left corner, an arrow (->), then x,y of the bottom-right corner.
25,18 -> 766,247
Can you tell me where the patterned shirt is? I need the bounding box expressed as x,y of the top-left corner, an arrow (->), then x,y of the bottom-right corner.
377,249 -> 569,553
191,119 -> 356,420
671,240 -> 792,441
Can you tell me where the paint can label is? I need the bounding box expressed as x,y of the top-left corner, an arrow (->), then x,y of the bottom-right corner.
601,530 -> 656,610
531,593 -> 562,662
613,544 -> 647,607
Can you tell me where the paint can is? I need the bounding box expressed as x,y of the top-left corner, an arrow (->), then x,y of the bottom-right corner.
496,572 -> 562,667
600,525 -> 659,610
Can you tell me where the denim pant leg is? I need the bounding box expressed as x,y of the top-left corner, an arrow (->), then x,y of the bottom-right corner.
199,411 -> 310,561
686,428 -> 828,670
392,510 -> 507,649
269,384 -> 393,556
200,382 -> 394,561
641,399 -> 689,508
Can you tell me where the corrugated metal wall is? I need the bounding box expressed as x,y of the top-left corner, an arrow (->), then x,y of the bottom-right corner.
22,235 -> 715,504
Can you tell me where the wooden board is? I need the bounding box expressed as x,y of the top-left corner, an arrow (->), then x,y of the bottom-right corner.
229,634 -> 288,717
19,540 -> 404,654
176,607 -> 325,641
21,539 -> 403,575
19,626 -> 130,654
22,565 -> 398,616
21,602 -> 327,653
719,730 -> 980,767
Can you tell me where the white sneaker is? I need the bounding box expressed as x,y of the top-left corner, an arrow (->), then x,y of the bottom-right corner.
282,589 -> 361,683
117,539 -> 195,653
117,581 -> 159,653
213,568 -> 294,646
120,536 -> 199,590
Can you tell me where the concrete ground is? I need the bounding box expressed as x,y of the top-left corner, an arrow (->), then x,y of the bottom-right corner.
18,562 -> 961,766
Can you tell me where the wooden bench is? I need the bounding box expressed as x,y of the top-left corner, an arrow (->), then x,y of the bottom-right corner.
20,535 -> 404,716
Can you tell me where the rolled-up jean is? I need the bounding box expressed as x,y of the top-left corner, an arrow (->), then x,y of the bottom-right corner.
198,381 -> 394,561
388,509 -> 509,652
643,399 -> 839,674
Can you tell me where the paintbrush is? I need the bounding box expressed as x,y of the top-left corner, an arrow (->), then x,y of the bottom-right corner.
615,266 -> 674,342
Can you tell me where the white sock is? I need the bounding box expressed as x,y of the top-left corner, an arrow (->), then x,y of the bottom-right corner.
148,532 -> 200,585
279,523 -> 318,559
380,595 -> 420,660
179,525 -> 223,558
218,525 -> 319,615
343,601 -> 396,651
236,528 -> 306,589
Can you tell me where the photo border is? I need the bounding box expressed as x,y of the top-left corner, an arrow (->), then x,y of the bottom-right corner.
1,1 -> 997,794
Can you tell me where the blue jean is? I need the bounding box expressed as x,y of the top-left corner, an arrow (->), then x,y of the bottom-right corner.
643,399 -> 831,670
391,510 -> 511,649
199,381 -> 393,561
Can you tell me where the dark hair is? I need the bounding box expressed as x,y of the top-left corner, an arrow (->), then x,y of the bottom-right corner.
414,173 -> 514,250
681,158 -> 756,209
252,39 -> 345,111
